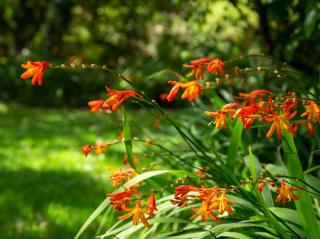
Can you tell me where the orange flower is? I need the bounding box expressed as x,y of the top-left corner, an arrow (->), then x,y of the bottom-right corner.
119,130 -> 125,141
159,93 -> 168,101
88,100 -> 104,112
237,90 -> 272,105
81,144 -> 92,157
233,105 -> 260,129
183,57 -> 211,80
258,182 -> 266,192
118,200 -> 151,228
275,180 -> 300,204
282,97 -> 297,113
204,111 -> 228,128
189,199 -> 219,222
109,168 -> 136,187
172,185 -> 198,207
301,100 -> 320,122
174,185 -> 199,198
122,155 -> 129,165
306,122 -> 315,136
167,80 -> 203,102
265,111 -> 297,139
104,87 -> 142,112
106,188 -> 138,210
196,166 -> 209,177
258,181 -> 275,192
153,119 -> 160,128
209,192 -> 235,215
207,58 -> 224,75
94,142 -> 108,154
88,88 -> 141,112
21,61 -> 48,86
146,194 -> 157,219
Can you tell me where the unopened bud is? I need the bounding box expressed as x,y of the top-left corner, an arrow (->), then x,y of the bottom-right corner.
215,78 -> 222,87
234,66 -> 241,75
146,139 -> 153,147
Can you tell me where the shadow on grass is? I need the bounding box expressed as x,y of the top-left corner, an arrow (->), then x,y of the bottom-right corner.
0,106 -> 123,149
0,168 -> 109,239
0,105 -> 124,238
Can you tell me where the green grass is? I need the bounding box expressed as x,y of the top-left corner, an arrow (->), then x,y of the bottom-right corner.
0,104 -> 126,239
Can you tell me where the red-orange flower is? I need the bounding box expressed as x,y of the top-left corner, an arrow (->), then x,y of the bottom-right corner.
88,88 -> 141,112
207,58 -> 224,75
167,80 -> 203,102
172,185 -> 198,207
301,100 -> 320,122
146,194 -> 157,219
118,200 -> 151,228
265,111 -> 297,139
189,199 -> 219,222
233,104 -> 260,129
183,57 -> 211,80
204,111 -> 228,128
305,122 -> 315,136
174,185 -> 199,198
106,188 -> 138,210
109,168 -> 136,187
237,90 -> 272,105
258,181 -> 275,192
94,142 -> 108,154
105,87 -> 142,112
258,182 -> 266,192
196,166 -> 209,177
275,180 -> 300,204
88,100 -> 104,112
81,144 -> 92,157
21,61 -> 48,86
209,192 -> 235,215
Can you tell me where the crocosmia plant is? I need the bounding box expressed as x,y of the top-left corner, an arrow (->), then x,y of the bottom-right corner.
20,54 -> 320,239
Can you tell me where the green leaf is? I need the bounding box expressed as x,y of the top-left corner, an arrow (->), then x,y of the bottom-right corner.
165,231 -> 209,239
253,232 -> 280,239
248,146 -> 291,239
122,106 -> 136,170
304,9 -> 318,39
210,221 -> 270,236
268,208 -> 301,226
122,170 -> 183,189
268,207 -> 304,238
226,119 -> 243,168
74,198 -> 110,239
243,151 -> 273,207
218,231 -> 253,239
304,164 -> 320,174
282,131 -> 320,239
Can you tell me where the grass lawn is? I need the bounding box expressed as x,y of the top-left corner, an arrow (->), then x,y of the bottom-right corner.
0,104 -> 128,239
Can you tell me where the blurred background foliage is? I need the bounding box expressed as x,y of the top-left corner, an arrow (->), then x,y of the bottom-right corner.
0,0 -> 319,106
